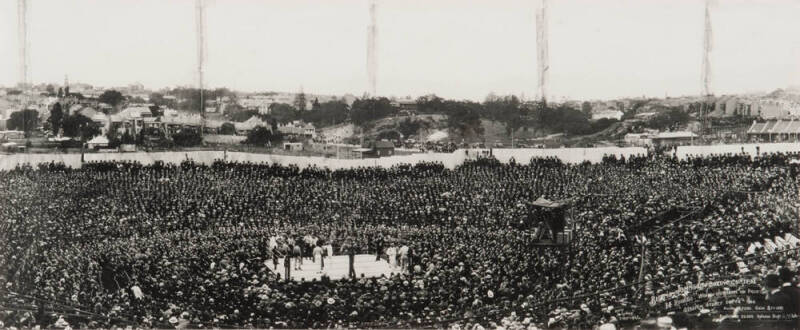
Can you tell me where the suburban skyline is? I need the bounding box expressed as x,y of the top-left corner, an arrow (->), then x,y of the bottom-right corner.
1,0 -> 799,102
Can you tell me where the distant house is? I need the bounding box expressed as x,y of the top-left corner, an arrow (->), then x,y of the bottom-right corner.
624,133 -> 652,147
110,106 -> 162,136
86,135 -> 110,149
650,131 -> 697,147
633,112 -> 657,120
391,98 -> 418,115
353,140 -> 395,158
235,116 -> 270,135
75,106 -> 110,134
204,120 -> 225,134
373,141 -> 395,156
283,142 -> 303,152
159,111 -> 203,135
278,121 -> 315,138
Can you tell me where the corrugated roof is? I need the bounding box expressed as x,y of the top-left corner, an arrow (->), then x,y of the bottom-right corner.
652,131 -> 697,139
747,122 -> 766,133
747,120 -> 800,134
785,120 -> 800,133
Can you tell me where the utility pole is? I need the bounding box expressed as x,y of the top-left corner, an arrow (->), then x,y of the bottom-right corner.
536,0 -> 549,104
701,0 -> 713,136
18,0 -> 29,90
367,0 -> 378,97
196,0 -> 206,138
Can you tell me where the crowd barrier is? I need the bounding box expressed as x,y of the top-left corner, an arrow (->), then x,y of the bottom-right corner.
225,151 -> 467,170
491,147 -> 648,164
674,143 -> 800,160
2,143 -> 797,171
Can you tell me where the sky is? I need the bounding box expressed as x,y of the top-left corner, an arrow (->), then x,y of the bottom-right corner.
1,0 -> 799,101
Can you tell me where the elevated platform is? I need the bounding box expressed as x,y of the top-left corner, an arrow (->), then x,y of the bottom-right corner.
271,254 -> 399,281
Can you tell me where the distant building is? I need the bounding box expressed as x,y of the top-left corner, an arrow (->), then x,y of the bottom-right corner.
650,131 -> 697,147
282,142 -> 304,152
86,135 -> 110,149
234,116 -> 269,135
591,110 -> 623,121
278,121 -> 315,138
747,119 -> 800,142
352,140 -> 395,158
624,133 -> 652,147
391,98 -> 418,115
71,106 -> 111,134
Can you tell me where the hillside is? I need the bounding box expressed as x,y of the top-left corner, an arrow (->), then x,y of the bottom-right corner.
318,114 -> 563,146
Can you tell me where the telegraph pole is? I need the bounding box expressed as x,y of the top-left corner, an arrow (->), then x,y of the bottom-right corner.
536,0 -> 549,103
701,0 -> 713,136
367,0 -> 378,96
196,0 -> 206,138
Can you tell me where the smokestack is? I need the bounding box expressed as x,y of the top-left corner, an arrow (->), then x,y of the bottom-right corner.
367,0 -> 377,97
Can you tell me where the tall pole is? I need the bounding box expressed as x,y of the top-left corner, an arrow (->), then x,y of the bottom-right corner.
18,0 -> 29,89
196,0 -> 206,138
536,0 -> 549,104
701,0 -> 712,98
701,0 -> 713,136
367,0 -> 378,97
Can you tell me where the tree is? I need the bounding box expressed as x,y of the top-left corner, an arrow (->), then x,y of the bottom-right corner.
62,114 -> 101,140
483,94 -> 523,135
8,110 -> 40,137
228,109 -> 260,122
311,98 -> 321,111
397,118 -> 423,137
294,92 -> 307,112
416,95 -> 445,114
644,108 -> 690,130
300,100 -> 350,127
581,101 -> 593,116
443,101 -> 484,137
99,90 -> 125,107
49,102 -> 64,135
149,92 -> 166,105
268,103 -> 299,123
108,129 -> 135,147
45,84 -> 56,95
350,97 -> 394,126
244,126 -> 282,146
149,105 -> 163,117
376,130 -> 401,142
172,128 -> 203,147
57,87 -> 64,98
220,122 -> 236,135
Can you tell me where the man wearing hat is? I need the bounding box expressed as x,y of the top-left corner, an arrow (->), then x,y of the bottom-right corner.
765,274 -> 793,313
347,240 -> 357,279
779,267 -> 800,315
284,249 -> 292,281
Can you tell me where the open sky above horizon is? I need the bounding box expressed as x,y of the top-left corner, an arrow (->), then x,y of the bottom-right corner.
1,0 -> 799,101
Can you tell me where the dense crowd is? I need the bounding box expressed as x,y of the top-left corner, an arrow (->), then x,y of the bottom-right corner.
1,151 -> 799,329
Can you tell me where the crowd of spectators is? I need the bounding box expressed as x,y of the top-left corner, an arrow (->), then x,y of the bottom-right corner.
0,151 -> 798,329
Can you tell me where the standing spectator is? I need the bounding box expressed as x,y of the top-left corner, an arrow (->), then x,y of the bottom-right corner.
313,244 -> 324,272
